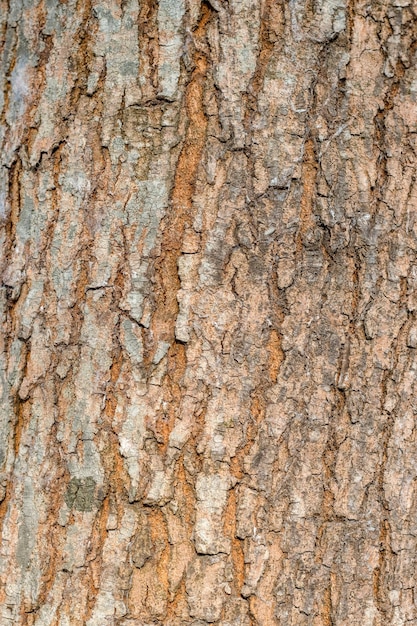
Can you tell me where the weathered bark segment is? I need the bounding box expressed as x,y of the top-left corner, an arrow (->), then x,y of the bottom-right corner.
1,0 -> 417,624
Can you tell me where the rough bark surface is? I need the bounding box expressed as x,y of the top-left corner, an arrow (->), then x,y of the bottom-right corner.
1,0 -> 417,624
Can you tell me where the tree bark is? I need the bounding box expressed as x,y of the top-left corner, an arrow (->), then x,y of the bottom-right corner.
1,0 -> 417,624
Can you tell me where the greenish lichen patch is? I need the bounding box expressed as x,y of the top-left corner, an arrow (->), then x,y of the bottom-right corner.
64,476 -> 97,512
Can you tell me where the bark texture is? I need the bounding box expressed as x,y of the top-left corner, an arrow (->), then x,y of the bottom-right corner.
1,0 -> 417,624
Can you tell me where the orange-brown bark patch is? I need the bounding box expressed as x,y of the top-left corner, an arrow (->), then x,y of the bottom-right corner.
224,488 -> 245,593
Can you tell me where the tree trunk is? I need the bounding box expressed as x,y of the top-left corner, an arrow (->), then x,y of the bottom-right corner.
1,0 -> 417,624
